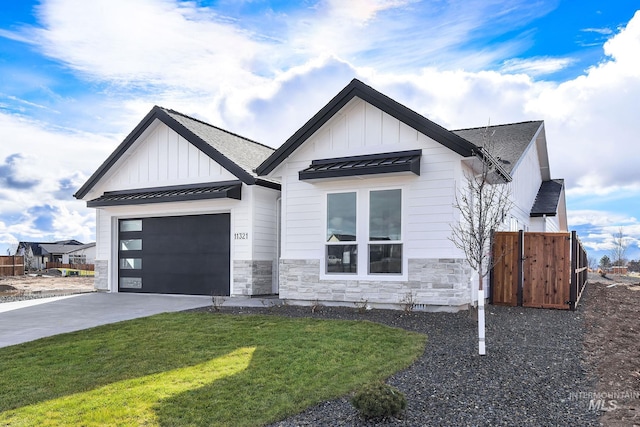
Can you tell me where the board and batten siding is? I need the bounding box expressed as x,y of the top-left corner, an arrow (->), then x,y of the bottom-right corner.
507,138 -> 543,230
88,120 -> 236,199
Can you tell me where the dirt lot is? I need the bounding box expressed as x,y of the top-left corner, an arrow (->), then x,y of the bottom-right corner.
0,274 -> 94,296
583,273 -> 640,426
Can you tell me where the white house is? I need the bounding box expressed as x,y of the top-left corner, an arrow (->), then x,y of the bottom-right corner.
76,79 -> 567,310
74,106 -> 280,296
62,242 -> 96,265
256,79 -> 567,310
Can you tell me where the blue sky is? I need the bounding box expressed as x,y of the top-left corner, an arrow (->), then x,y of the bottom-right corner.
1,0 -> 639,264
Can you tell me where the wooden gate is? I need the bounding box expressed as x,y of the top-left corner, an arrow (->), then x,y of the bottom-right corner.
491,231 -> 586,310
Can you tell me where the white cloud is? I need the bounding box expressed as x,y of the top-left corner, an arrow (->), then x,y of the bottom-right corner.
500,57 -> 575,76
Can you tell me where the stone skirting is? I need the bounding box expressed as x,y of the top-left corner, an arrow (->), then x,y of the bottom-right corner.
233,260 -> 274,296
94,259 -> 109,291
278,258 -> 473,309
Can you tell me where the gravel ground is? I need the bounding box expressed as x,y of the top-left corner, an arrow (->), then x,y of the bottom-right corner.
201,295 -> 600,426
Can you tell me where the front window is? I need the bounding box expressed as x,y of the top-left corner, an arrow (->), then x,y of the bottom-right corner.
369,189 -> 402,274
326,192 -> 357,273
325,189 -> 403,276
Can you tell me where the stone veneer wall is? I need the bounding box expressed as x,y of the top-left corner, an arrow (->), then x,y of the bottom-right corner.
278,258 -> 473,309
94,259 -> 109,291
233,260 -> 274,296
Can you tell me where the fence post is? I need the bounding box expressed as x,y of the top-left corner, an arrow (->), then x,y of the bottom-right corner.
569,230 -> 577,311
489,230 -> 494,305
517,230 -> 524,307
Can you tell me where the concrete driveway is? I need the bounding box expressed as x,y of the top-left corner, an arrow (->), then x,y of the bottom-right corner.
0,293 -> 214,348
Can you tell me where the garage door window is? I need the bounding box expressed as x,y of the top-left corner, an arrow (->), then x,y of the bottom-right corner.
120,277 -> 142,289
120,239 -> 142,251
119,258 -> 142,269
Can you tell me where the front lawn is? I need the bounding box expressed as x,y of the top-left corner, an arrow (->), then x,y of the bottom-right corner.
0,312 -> 425,426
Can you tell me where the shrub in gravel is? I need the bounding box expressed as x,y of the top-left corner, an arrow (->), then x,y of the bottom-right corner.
351,381 -> 407,419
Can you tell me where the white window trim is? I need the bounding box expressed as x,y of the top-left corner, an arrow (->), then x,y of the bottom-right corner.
321,186 -> 407,281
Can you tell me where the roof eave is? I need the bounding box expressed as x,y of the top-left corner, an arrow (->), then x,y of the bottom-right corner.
74,106 -> 258,200
256,79 -> 477,176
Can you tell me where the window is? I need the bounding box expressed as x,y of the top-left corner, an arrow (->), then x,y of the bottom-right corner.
326,192 -> 357,273
369,189 -> 402,274
120,277 -> 142,289
68,255 -> 86,264
325,189 -> 403,276
119,258 -> 142,270
120,219 -> 142,232
120,239 -> 142,251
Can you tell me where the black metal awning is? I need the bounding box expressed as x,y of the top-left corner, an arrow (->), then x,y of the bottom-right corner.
299,150 -> 421,180
87,181 -> 242,207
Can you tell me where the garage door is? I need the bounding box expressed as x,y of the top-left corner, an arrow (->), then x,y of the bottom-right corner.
118,214 -> 230,295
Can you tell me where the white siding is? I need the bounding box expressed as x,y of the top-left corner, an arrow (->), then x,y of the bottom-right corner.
507,140 -> 542,230
251,186 -> 280,261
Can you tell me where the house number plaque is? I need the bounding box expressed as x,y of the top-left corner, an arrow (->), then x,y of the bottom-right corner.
234,232 -> 249,240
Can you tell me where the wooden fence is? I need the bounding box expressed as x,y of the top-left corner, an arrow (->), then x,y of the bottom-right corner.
491,230 -> 588,310
45,262 -> 95,271
0,256 -> 24,277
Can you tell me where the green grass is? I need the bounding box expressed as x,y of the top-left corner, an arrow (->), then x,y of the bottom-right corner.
0,312 -> 426,426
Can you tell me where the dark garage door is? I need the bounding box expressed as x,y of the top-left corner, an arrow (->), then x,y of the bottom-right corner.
118,214 -> 230,296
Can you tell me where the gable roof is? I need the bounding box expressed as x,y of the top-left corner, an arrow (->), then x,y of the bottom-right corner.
256,78 -> 481,176
452,121 -> 544,175
74,106 -> 278,199
531,179 -> 565,217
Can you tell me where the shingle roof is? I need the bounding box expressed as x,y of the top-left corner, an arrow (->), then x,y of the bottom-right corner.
75,107 -> 279,199
531,179 -> 564,216
162,108 -> 275,177
452,121 -> 543,174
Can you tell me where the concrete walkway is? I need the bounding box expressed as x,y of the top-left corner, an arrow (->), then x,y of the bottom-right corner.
0,292 -> 272,348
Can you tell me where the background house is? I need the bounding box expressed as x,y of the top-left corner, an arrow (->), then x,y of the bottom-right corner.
16,240 -> 85,270
257,79 -> 567,310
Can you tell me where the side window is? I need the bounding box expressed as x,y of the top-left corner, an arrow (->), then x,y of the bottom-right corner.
326,192 -> 357,273
369,189 -> 402,274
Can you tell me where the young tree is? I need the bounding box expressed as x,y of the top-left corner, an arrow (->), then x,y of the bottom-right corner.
450,127 -> 513,356
610,228 -> 629,266
599,255 -> 611,270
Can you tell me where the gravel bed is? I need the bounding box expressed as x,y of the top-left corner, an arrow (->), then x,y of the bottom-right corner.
200,296 -> 599,426
0,290 -> 91,304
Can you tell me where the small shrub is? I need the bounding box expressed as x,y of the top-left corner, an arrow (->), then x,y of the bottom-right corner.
351,382 -> 407,419
354,298 -> 370,313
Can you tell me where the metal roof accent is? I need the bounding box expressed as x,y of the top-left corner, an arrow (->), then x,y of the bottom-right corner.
299,150 -> 421,181
530,179 -> 564,216
87,181 -> 242,207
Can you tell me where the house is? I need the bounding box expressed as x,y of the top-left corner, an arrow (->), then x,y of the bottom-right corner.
63,242 -> 96,265
74,106 -> 280,296
255,79 -> 567,310
16,240 -> 85,270
76,79 -> 567,310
